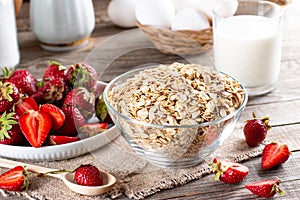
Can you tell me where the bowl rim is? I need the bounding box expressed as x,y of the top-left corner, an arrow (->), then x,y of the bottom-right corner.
103,65 -> 248,129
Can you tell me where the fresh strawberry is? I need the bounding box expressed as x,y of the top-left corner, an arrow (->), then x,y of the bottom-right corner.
37,78 -> 69,105
48,135 -> 79,145
3,68 -> 37,96
74,164 -> 103,186
245,179 -> 284,198
244,113 -> 271,147
78,122 -> 108,138
42,61 -> 67,82
210,158 -> 249,184
56,105 -> 85,136
19,110 -> 52,148
95,93 -> 113,123
0,112 -> 25,145
0,82 -> 20,113
71,87 -> 95,119
15,96 -> 39,117
40,104 -> 65,131
55,89 -> 86,136
261,142 -> 290,170
0,166 -> 29,191
66,63 -> 98,92
30,88 -> 44,105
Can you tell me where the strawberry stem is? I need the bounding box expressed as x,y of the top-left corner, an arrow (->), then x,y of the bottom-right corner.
278,188 -> 285,196
23,169 -> 30,191
214,171 -> 222,181
1,67 -> 14,79
21,166 -> 30,191
251,112 -> 271,130
271,179 -> 285,196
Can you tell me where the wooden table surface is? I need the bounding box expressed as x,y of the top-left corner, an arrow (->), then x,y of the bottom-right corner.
13,0 -> 300,199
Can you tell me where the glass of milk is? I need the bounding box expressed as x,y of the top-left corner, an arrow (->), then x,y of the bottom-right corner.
0,0 -> 20,74
213,0 -> 283,96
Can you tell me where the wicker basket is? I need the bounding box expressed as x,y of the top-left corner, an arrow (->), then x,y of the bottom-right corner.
137,22 -> 213,55
268,0 -> 291,6
137,0 -> 290,55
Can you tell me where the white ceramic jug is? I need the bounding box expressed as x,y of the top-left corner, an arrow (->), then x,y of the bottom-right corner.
0,0 -> 20,73
30,0 -> 95,52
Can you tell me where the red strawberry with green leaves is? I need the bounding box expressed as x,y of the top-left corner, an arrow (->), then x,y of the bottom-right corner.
95,93 -> 113,123
244,112 -> 271,147
0,81 -> 20,113
40,104 -> 65,131
0,112 -> 25,145
48,135 -> 79,145
3,68 -> 37,96
261,142 -> 291,170
0,166 -> 29,191
15,96 -> 39,117
210,158 -> 249,184
37,77 -> 69,105
19,110 -> 52,148
66,63 -> 98,93
42,61 -> 67,82
245,179 -> 284,198
74,164 -> 103,186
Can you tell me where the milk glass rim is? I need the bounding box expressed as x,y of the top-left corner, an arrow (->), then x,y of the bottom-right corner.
212,0 -> 284,20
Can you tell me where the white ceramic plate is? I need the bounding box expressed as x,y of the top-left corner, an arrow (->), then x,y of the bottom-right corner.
0,81 -> 120,161
0,127 -> 119,161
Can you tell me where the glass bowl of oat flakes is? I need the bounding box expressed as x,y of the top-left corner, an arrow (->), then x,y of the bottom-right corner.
103,62 -> 248,168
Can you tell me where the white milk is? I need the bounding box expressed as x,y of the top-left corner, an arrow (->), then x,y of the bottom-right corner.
214,15 -> 281,88
0,0 -> 20,71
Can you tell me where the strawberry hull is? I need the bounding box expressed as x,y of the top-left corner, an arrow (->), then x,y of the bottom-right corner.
245,179 -> 284,198
210,158 -> 249,184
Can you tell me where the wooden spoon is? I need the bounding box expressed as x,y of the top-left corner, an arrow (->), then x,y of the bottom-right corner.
0,158 -> 116,196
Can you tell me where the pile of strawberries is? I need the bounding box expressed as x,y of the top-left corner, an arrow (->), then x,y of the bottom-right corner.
211,113 -> 291,199
0,61 -> 111,148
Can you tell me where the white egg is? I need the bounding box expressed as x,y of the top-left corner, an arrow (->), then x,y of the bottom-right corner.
135,0 -> 175,28
108,0 -> 138,28
197,0 -> 238,20
172,0 -> 200,11
213,0 -> 238,18
171,8 -> 210,31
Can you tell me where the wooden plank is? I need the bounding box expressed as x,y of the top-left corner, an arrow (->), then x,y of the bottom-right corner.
241,99 -> 300,126
140,151 -> 300,200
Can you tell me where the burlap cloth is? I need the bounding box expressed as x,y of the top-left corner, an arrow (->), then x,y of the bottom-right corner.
1,121 -> 299,200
